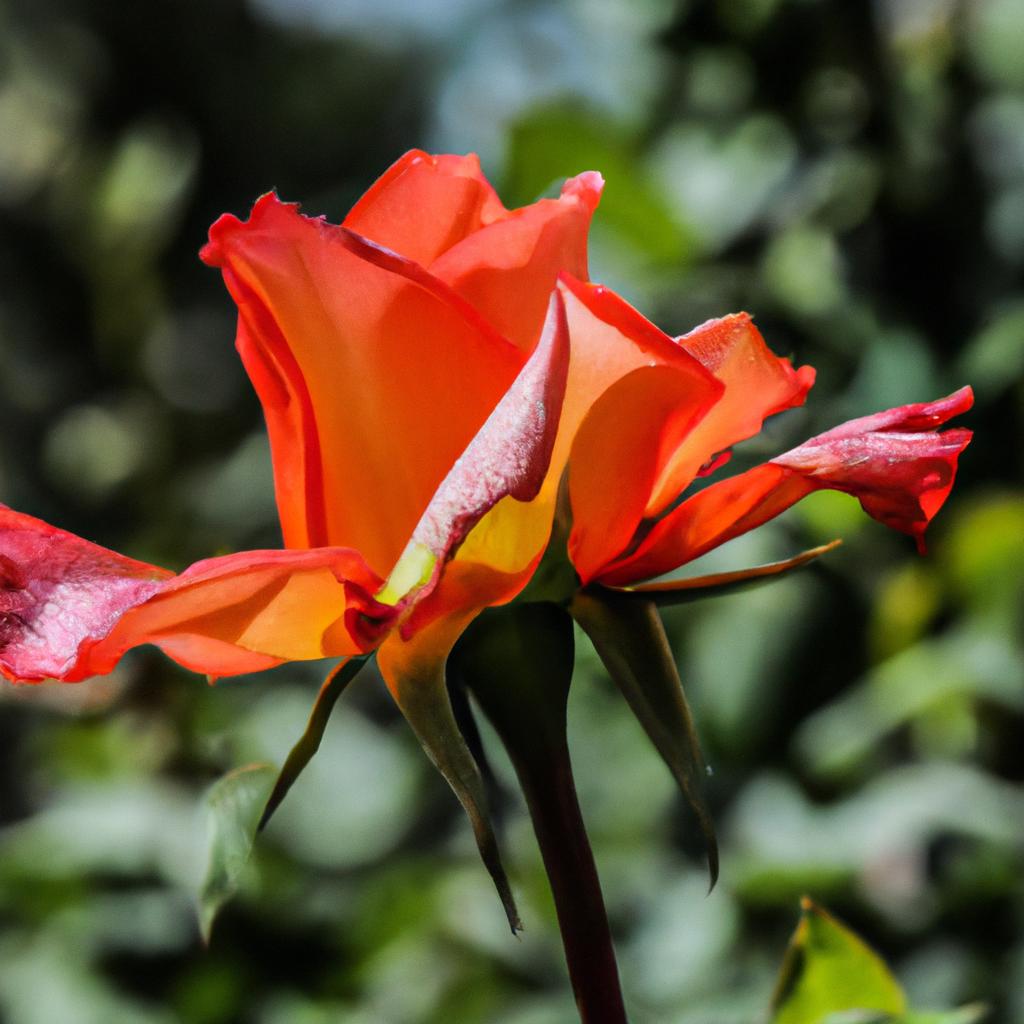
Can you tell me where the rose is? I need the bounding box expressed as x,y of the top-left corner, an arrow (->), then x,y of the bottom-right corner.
0,150 -> 972,922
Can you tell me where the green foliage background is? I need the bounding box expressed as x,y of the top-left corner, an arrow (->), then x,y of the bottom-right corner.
0,0 -> 1022,1021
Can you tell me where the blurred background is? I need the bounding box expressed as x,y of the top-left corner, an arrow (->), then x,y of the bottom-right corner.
0,0 -> 1022,1021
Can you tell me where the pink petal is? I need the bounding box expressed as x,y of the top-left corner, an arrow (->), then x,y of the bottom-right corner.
0,506 -> 388,683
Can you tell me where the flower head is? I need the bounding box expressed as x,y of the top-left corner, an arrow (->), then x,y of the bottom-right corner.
0,150 -> 972,927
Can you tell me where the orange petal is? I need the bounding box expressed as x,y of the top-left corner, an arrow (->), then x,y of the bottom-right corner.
430,172 -> 603,352
202,194 -> 523,574
451,274 -> 726,590
381,289 -> 570,609
567,365 -> 723,585
344,150 -> 507,266
597,389 -> 974,586
555,274 -> 722,477
0,506 -> 388,682
645,313 -> 815,514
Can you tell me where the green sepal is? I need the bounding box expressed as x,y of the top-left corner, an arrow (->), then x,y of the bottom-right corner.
259,654 -> 370,831
570,586 -> 718,886
455,603 -> 627,1022
198,762 -> 277,944
609,540 -> 842,607
389,650 -> 521,933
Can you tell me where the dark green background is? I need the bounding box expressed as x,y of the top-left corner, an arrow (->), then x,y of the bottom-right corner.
0,0 -> 1022,1021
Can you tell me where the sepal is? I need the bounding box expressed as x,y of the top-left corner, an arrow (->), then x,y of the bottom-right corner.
380,635 -> 520,933
259,655 -> 370,830
569,588 -> 718,886
607,540 -> 841,607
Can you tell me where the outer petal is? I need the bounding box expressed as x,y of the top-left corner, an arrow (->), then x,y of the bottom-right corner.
645,313 -> 815,515
430,172 -> 603,352
567,366 -> 723,585
555,275 -> 722,476
202,194 -> 523,575
596,388 -> 974,586
0,507 -> 387,683
343,150 -> 507,266
1,507 -> 171,682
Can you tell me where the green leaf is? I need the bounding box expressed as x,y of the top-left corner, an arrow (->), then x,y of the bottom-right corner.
198,762 -> 277,943
895,1008 -> 988,1024
259,655 -> 369,830
771,898 -> 906,1024
570,587 -> 718,885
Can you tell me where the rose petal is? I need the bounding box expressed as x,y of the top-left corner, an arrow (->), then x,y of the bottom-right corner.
0,506 -> 387,682
380,289 -> 569,612
567,365 -> 723,585
451,274 -> 723,588
202,193 -> 523,574
645,313 -> 815,515
1,506 -> 171,682
596,388 -> 974,586
344,150 -> 507,266
430,172 -> 603,352
555,274 -> 722,476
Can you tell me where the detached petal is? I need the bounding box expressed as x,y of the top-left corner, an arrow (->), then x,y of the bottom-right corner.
0,507 -> 387,682
596,389 -> 973,586
344,150 -> 507,267
202,194 -> 523,574
431,172 -> 603,352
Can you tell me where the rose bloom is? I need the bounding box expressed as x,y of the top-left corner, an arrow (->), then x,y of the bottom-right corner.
0,149 -> 970,701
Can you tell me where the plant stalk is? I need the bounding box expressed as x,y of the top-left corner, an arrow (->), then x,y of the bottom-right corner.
457,603 -> 628,1023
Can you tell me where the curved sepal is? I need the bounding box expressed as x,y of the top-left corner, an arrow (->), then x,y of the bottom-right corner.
258,655 -> 371,831
569,588 -> 718,887
379,633 -> 520,933
455,604 -> 627,1023
608,540 -> 842,607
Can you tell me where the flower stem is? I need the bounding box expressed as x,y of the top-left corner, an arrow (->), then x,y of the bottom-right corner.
456,603 -> 628,1023
512,717 -> 628,1022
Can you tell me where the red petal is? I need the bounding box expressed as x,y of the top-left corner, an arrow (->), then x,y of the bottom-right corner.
555,274 -> 722,477
0,507 -> 388,683
344,150 -> 507,266
430,172 -> 603,352
1,507 -> 171,682
596,388 -> 974,586
202,193 -> 523,574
